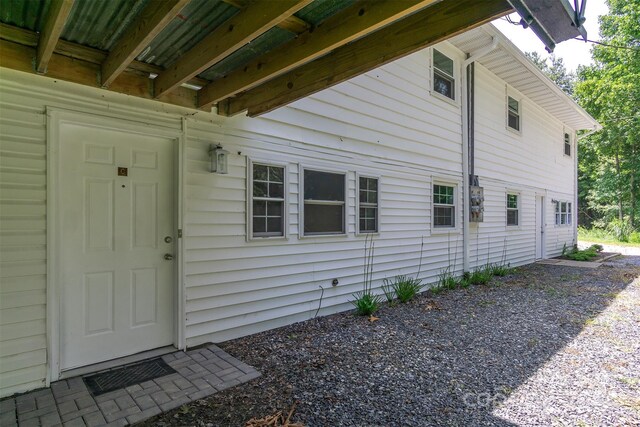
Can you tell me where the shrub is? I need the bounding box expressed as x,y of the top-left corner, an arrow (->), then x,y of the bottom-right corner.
351,291 -> 381,316
630,231 -> 640,244
606,219 -> 633,242
392,275 -> 423,303
589,244 -> 604,253
565,246 -> 598,261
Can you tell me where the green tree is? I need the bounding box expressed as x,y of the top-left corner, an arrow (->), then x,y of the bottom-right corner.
574,0 -> 640,228
525,51 -> 576,95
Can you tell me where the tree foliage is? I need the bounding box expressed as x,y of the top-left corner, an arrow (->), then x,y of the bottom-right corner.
573,0 -> 640,228
525,52 -> 576,95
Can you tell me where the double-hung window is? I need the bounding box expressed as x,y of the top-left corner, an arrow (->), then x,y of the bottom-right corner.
433,49 -> 455,100
433,184 -> 455,228
303,169 -> 346,235
251,163 -> 285,237
506,193 -> 519,226
507,96 -> 520,131
564,132 -> 571,156
555,201 -> 572,225
358,176 -> 379,233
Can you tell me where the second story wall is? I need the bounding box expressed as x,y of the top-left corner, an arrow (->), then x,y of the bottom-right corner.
473,62 -> 576,194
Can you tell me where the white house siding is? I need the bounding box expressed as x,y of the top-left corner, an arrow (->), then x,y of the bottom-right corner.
469,63 -> 577,267
0,36 -> 584,396
0,96 -> 48,397
182,48 -> 467,345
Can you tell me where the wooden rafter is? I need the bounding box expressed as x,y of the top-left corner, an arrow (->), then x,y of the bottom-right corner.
101,0 -> 190,88
220,0 -> 512,117
36,0 -> 74,73
153,0 -> 313,99
1,39 -> 197,108
198,0 -> 439,109
221,0 -> 311,34
0,23 -> 209,88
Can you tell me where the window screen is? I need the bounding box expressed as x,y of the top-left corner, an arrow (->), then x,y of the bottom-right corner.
303,169 -> 345,235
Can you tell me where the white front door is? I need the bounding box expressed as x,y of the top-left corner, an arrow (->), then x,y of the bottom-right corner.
58,122 -> 175,371
535,195 -> 545,259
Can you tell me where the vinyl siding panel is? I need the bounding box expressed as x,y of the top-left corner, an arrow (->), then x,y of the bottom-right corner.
0,98 -> 48,397
0,38 -> 582,397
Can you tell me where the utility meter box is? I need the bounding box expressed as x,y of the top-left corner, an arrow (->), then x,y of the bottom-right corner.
470,186 -> 484,222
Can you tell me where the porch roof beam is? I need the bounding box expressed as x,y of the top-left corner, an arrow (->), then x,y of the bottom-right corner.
197,0 -> 440,109
221,0 -> 311,34
219,0 -> 513,117
153,0 -> 313,99
101,0 -> 190,88
36,0 -> 75,74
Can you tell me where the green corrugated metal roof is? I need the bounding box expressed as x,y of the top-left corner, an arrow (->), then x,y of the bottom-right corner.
0,0 -> 356,83
295,0 -> 354,26
0,0 -> 52,32
199,27 -> 295,81
62,0 -> 149,50
137,0 -> 239,67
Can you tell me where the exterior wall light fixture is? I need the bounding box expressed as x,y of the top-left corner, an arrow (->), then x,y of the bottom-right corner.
209,144 -> 229,174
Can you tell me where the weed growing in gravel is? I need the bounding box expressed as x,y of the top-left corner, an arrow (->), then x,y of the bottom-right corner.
469,267 -> 493,285
351,291 -> 382,316
351,234 -> 381,316
437,266 -> 457,290
392,275 -> 424,302
381,278 -> 396,303
490,263 -> 512,277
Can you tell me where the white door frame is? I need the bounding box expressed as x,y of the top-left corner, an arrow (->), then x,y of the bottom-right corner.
535,194 -> 546,260
46,107 -> 186,383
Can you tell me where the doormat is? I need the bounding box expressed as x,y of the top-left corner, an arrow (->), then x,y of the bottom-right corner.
83,357 -> 176,396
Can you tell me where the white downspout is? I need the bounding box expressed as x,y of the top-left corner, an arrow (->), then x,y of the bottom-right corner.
461,37 -> 498,273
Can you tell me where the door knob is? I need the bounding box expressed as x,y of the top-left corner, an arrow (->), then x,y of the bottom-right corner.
164,254 -> 174,260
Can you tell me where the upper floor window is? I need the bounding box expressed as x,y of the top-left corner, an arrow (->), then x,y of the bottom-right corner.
564,132 -> 571,156
506,193 -> 519,226
433,49 -> 455,100
251,163 -> 285,237
358,176 -> 379,233
555,201 -> 572,225
303,169 -> 346,235
433,184 -> 455,228
507,96 -> 520,131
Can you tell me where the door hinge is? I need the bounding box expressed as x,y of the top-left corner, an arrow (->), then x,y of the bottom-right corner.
178,229 -> 183,238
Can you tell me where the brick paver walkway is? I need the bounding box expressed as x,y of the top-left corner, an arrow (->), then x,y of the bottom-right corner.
1,344 -> 260,426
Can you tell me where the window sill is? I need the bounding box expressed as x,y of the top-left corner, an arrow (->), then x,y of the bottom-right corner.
247,235 -> 288,242
431,226 -> 459,234
298,233 -> 349,239
506,225 -> 521,231
356,231 -> 380,237
506,125 -> 522,136
430,90 -> 459,108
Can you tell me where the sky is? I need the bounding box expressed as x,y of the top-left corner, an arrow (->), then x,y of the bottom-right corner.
492,0 -> 610,72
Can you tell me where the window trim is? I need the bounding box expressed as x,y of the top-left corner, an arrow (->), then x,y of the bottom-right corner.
563,132 -> 572,157
356,172 -> 380,236
299,164 -> 348,238
506,192 -> 520,228
431,180 -> 458,232
430,46 -> 459,106
554,200 -> 573,226
246,158 -> 289,241
506,93 -> 522,134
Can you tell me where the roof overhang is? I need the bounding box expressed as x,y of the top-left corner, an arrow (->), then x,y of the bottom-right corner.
449,24 -> 600,131
507,0 -> 587,52
0,0 -> 513,116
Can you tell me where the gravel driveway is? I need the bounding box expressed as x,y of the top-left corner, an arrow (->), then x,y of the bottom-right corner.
143,256 -> 640,427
